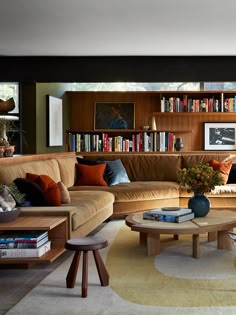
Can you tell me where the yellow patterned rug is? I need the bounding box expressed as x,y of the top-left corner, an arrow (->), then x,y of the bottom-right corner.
6,220 -> 236,315
106,222 -> 236,307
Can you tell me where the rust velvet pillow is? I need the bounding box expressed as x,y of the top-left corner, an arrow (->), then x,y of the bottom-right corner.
209,159 -> 233,185
75,163 -> 108,186
26,173 -> 61,206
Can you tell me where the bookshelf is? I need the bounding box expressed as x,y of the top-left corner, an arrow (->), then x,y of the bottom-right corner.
66,90 -> 236,153
0,216 -> 68,267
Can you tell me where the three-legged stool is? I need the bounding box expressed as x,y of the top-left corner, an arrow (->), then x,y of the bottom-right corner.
65,236 -> 109,298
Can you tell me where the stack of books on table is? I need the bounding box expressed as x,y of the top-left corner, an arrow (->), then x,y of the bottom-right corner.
143,207 -> 194,223
0,230 -> 51,258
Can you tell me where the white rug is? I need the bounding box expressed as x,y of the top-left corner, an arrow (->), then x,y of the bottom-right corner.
6,220 -> 236,315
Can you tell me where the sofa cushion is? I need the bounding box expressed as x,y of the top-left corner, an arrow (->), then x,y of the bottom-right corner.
70,181 -> 180,202
13,178 -> 47,206
227,163 -> 236,183
56,156 -> 78,188
26,173 -> 61,206
75,163 -> 108,186
77,157 -> 98,166
98,159 -> 130,186
209,159 -> 232,185
69,190 -> 115,231
57,181 -> 71,204
0,159 -> 61,186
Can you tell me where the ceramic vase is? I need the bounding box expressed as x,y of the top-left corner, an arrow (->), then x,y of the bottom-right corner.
188,193 -> 210,217
175,137 -> 184,151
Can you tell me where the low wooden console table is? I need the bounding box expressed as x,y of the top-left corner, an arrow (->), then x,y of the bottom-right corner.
0,216 -> 68,267
125,209 -> 236,259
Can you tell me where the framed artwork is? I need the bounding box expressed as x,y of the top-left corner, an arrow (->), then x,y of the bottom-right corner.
204,122 -> 236,151
47,95 -> 63,146
94,102 -> 135,130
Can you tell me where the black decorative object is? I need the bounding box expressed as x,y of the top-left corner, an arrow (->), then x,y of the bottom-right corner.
188,193 -> 210,217
175,137 -> 184,151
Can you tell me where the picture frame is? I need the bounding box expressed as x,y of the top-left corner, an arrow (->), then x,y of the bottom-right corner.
204,122 -> 236,151
94,102 -> 135,130
47,95 -> 63,146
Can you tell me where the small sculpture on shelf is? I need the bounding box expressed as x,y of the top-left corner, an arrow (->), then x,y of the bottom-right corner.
175,137 -> 184,151
0,97 -> 18,157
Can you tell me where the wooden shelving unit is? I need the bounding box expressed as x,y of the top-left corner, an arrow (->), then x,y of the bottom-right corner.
66,90 -> 236,153
0,216 -> 68,267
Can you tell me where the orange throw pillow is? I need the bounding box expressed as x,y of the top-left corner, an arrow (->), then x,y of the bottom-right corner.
75,163 -> 108,186
26,173 -> 61,206
209,160 -> 232,185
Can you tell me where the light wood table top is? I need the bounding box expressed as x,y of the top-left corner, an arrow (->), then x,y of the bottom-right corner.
125,209 -> 236,258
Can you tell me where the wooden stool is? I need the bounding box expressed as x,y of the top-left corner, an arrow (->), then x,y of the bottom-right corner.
65,236 -> 109,298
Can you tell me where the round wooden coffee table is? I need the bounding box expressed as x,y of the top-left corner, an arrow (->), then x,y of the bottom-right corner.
125,209 -> 236,259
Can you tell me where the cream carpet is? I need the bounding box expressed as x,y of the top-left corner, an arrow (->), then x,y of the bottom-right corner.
6,220 -> 236,315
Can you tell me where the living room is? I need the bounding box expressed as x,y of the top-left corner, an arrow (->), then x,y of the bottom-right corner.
1,1 -> 236,315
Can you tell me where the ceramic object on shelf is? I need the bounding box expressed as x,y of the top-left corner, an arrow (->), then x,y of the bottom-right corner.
175,137 -> 184,151
0,208 -> 21,222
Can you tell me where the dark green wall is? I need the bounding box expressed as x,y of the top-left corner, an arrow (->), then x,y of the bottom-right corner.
21,82 -> 72,154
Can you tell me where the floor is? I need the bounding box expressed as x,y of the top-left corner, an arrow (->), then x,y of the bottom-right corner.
0,251 -> 72,315
0,223 -> 107,315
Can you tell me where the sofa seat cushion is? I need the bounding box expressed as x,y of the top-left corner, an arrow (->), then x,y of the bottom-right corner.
69,191 -> 114,231
69,181 -> 180,202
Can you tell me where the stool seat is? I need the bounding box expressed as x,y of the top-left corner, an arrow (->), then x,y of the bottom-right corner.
65,235 -> 109,298
65,236 -> 108,251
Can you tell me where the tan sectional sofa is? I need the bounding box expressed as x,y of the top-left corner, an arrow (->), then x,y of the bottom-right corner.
0,151 -> 236,234
0,152 -> 114,238
74,152 -> 236,217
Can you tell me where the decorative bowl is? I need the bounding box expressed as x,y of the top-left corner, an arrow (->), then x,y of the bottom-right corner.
0,208 -> 21,223
142,125 -> 150,130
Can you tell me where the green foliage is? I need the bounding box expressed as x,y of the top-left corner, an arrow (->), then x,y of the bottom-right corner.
177,163 -> 224,194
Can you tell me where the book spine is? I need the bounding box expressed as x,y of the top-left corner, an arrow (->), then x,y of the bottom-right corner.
0,241 -> 51,258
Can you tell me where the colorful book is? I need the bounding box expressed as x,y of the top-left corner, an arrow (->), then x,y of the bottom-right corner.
0,241 -> 51,258
0,236 -> 49,249
0,231 -> 48,242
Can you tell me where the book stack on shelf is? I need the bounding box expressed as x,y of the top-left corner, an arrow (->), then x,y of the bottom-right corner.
143,207 -> 194,223
161,95 -> 223,112
67,131 -> 176,153
0,230 -> 51,258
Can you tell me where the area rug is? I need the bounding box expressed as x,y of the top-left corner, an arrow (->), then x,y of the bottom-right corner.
6,220 -> 236,315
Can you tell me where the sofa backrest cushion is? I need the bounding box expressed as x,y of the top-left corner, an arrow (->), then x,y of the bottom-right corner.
81,154 -> 181,182
0,159 -> 61,186
181,153 -> 231,169
56,156 -> 77,188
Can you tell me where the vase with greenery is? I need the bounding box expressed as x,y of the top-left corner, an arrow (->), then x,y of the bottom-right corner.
177,163 -> 224,217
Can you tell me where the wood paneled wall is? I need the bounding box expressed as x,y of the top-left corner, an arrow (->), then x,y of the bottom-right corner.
67,91 -> 160,131
67,91 -> 236,152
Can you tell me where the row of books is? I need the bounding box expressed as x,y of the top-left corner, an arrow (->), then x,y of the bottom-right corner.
67,131 -> 177,153
0,231 -> 51,258
143,207 -> 194,223
160,95 -> 236,113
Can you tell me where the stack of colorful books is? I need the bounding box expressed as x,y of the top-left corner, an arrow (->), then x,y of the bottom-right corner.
143,207 -> 194,223
0,230 -> 51,258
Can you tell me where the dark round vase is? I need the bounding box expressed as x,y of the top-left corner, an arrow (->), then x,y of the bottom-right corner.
188,193 -> 210,217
